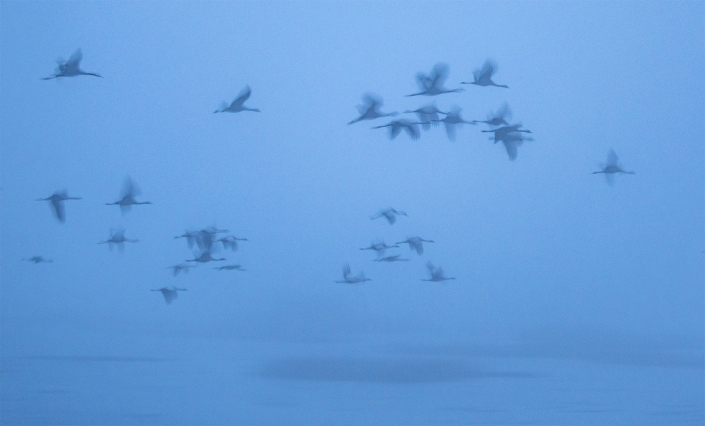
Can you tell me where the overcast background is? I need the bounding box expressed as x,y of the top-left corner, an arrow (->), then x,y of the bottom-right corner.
1,1 -> 704,425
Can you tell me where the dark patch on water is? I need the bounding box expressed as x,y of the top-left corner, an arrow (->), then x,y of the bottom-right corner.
257,356 -> 535,383
25,355 -> 168,363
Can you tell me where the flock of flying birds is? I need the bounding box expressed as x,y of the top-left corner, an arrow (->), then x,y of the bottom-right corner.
26,49 -> 636,304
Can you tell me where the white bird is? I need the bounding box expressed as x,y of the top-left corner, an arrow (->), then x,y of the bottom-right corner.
370,208 -> 407,224
432,106 -> 477,141
374,255 -> 409,262
213,264 -> 246,271
98,228 -> 139,252
335,264 -> 371,284
42,49 -> 102,80
23,256 -> 53,264
396,237 -> 435,255
372,119 -> 426,140
422,262 -> 455,282
166,264 -> 195,277
35,190 -> 82,223
403,104 -> 448,131
406,63 -> 464,96
151,286 -> 187,305
462,59 -> 508,88
105,176 -> 152,214
214,85 -> 260,113
592,149 -> 635,186
347,93 -> 397,125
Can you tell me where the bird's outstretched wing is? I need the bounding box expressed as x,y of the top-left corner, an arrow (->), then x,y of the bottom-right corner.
230,85 -> 252,108
430,62 -> 450,88
66,48 -> 83,68
606,148 -> 619,167
121,176 -> 140,198
51,197 -> 65,222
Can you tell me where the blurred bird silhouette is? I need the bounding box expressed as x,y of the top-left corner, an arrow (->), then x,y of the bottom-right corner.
372,119 -> 426,140
23,256 -> 53,264
335,264 -> 371,284
403,104 -> 448,131
482,123 -> 532,142
42,48 -> 102,80
105,176 -> 151,214
217,235 -> 248,252
491,131 -> 534,161
99,228 -> 139,252
462,59 -> 508,88
166,264 -> 196,277
35,190 -> 82,223
360,241 -> 399,258
475,102 -> 512,127
374,255 -> 409,262
151,286 -> 187,305
432,106 -> 476,141
406,63 -> 464,96
370,208 -> 407,224
214,85 -> 260,113
422,262 -> 455,282
186,248 -> 226,263
347,93 -> 397,125
214,265 -> 246,271
396,237 -> 435,255
592,149 -> 635,186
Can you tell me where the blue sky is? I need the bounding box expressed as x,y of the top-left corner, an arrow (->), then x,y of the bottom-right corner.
1,1 -> 703,424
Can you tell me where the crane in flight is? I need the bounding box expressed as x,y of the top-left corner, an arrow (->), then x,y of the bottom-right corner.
335,264 -> 371,284
35,190 -> 82,223
461,59 -> 508,88
214,85 -> 260,113
42,48 -> 102,80
347,93 -> 397,125
151,287 -> 187,305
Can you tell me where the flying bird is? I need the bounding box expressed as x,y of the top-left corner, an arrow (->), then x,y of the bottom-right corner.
493,131 -> 534,161
35,190 -> 82,223
166,264 -> 196,277
217,235 -> 248,252
98,228 -> 139,252
335,264 -> 371,284
42,48 -> 102,80
105,176 -> 152,214
347,93 -> 397,125
482,123 -> 532,143
214,85 -> 260,113
403,104 -> 448,131
186,248 -> 226,263
475,102 -> 512,127
360,241 -> 399,258
23,256 -> 53,264
213,265 -> 246,271
432,106 -> 476,141
396,237 -> 435,255
592,149 -> 635,186
151,286 -> 187,305
374,255 -> 409,262
406,63 -> 464,97
422,262 -> 456,282
370,208 -> 407,224
462,59 -> 508,88
372,119 -> 426,140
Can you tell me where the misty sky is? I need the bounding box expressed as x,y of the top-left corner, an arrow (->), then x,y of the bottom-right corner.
1,1 -> 704,425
